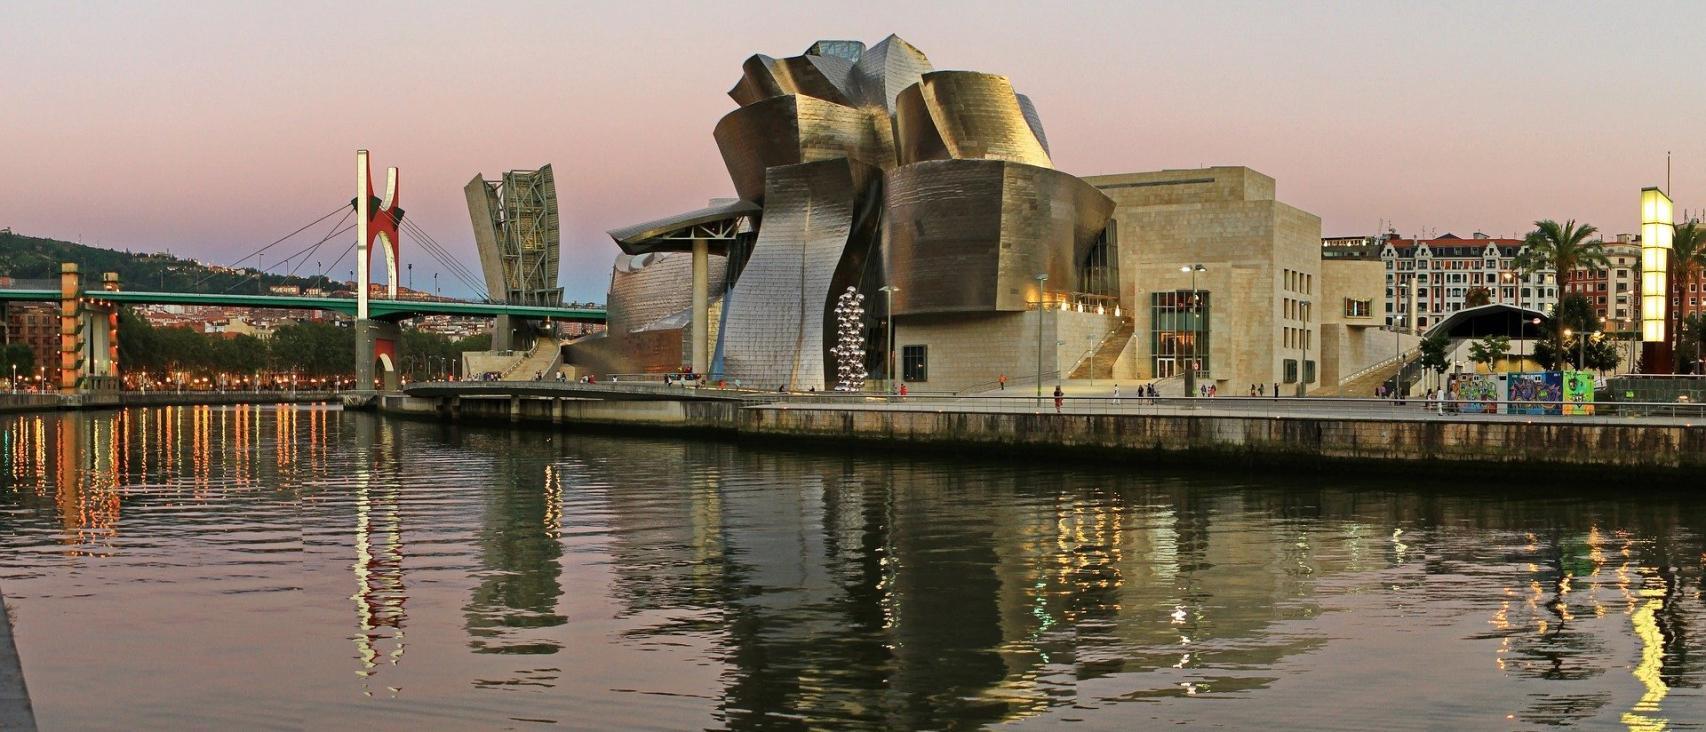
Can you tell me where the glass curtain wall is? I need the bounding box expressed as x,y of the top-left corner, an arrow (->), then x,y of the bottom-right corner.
1150,290 -> 1209,378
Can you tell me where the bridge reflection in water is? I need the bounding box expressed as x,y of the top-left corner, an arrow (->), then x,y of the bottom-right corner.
0,408 -> 1705,729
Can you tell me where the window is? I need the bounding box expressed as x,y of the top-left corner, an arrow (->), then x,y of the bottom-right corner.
901,345 -> 928,382
1283,358 -> 1298,384
1303,360 -> 1316,383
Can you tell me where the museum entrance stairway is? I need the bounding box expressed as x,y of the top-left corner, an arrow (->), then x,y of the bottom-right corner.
1068,318 -> 1136,381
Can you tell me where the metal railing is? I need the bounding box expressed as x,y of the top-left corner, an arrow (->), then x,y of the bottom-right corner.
403,377 -> 1706,421
1337,353 -> 1404,389
736,393 -> 1706,421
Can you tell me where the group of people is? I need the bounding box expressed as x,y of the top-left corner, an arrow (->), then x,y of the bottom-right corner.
1107,383 -> 1161,405
664,368 -> 706,387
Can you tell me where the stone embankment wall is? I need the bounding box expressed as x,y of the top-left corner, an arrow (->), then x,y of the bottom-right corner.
381,395 -> 1705,478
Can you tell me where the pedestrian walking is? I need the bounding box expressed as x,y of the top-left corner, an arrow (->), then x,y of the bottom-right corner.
899,382 -> 908,397
1113,384 -> 1120,405
1272,382 -> 1279,398
998,374 -> 1007,390
1053,384 -> 1064,413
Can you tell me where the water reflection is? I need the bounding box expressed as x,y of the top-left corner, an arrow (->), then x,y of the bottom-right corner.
462,431 -> 567,659
2,409 -> 1706,729
350,415 -> 407,695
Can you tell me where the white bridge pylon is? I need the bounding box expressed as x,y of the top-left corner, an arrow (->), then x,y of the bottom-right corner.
355,149 -> 402,321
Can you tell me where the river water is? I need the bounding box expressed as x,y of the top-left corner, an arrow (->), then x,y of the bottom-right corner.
1,405 -> 1703,730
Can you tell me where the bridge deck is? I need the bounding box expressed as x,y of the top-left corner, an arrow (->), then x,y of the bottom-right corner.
0,288 -> 604,322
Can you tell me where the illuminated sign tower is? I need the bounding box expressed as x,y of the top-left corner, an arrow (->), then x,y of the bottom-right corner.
1640,186 -> 1673,372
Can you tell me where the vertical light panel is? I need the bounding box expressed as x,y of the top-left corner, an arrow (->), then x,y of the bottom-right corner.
1640,187 -> 1672,342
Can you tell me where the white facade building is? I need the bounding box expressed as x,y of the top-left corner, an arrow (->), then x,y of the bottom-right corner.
1377,232 -> 1555,331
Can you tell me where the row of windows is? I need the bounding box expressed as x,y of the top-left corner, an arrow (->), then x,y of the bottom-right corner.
1282,297 -> 1311,322
1281,359 -> 1316,384
1282,268 -> 1312,296
1389,271 -> 1555,284
1388,258 -> 1516,271
1282,326 -> 1312,351
1386,287 -> 1557,299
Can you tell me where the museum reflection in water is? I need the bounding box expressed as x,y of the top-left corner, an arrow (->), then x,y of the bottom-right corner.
3,407 -> 1706,728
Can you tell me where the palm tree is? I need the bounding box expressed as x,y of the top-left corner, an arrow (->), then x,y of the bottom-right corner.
1524,220 -> 1608,372
1670,222 -> 1706,371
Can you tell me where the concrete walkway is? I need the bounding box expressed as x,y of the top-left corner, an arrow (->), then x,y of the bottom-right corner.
0,587 -> 36,731
751,396 -> 1706,428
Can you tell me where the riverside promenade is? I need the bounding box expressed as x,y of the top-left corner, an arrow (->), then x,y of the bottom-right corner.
385,382 -> 1706,479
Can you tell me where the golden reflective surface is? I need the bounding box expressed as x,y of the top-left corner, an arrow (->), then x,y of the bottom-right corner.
3,408 -> 1706,730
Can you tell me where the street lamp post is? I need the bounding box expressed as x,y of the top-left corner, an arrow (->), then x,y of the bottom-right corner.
1391,313 -> 1405,401
1034,273 -> 1048,399
1564,328 -> 1580,373
878,285 -> 899,394
1180,264 -> 1205,397
1530,317 -> 1542,370
1299,298 -> 1311,397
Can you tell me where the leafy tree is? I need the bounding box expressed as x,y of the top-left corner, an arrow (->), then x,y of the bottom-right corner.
1464,286 -> 1492,308
1552,293 -> 1599,335
1419,332 -> 1451,387
1531,294 -> 1605,372
268,321 -> 354,377
0,230 -> 344,295
1531,337 -> 1564,371
1523,220 -> 1607,368
1468,335 -> 1510,371
0,343 -> 33,384
1678,312 -> 1706,374
117,308 -> 161,373
398,328 -> 476,381
1583,333 -> 1621,373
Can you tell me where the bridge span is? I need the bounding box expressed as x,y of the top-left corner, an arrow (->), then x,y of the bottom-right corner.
0,287 -> 605,323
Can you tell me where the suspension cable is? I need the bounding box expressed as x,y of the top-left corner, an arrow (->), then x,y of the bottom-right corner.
262,209 -> 354,279
323,239 -> 358,286
194,204 -> 349,288
397,215 -> 486,292
371,209 -> 490,299
404,224 -> 489,299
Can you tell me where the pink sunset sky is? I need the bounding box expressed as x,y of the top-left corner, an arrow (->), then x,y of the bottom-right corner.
4,1 -> 1705,300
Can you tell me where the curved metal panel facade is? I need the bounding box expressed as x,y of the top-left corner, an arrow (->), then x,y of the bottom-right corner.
714,95 -> 893,203
850,34 -> 933,113
719,159 -> 881,389
894,72 -> 1051,167
1015,93 -> 1049,156
884,160 -> 1112,316
605,251 -> 728,371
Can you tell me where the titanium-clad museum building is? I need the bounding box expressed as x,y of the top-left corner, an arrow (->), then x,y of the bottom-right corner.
572,36 -> 1386,394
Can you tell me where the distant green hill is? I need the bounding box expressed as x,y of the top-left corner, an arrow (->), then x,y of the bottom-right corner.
0,230 -> 341,294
